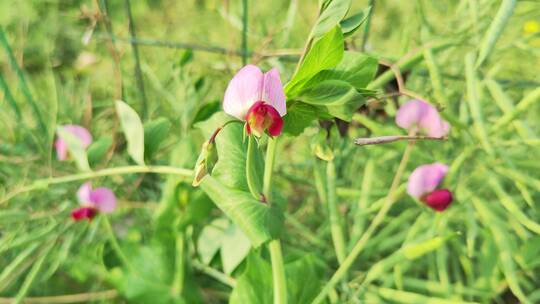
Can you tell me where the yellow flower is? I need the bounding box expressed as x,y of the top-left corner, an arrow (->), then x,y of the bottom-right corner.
524,21 -> 539,34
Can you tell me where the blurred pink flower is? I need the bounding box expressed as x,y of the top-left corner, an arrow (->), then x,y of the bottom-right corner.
71,182 -> 116,221
408,163 -> 453,212
396,100 -> 449,137
55,125 -> 93,160
223,65 -> 286,137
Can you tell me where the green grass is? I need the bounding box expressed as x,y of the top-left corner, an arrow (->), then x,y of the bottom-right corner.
1,0 -> 540,303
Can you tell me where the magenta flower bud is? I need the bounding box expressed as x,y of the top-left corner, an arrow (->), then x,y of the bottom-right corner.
395,100 -> 449,137
408,163 -> 453,212
55,124 -> 93,160
223,65 -> 286,137
71,182 -> 116,221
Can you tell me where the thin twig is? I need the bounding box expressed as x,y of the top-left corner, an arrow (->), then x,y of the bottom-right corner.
0,165 -> 193,206
354,135 -> 447,146
0,290 -> 118,304
124,0 -> 148,119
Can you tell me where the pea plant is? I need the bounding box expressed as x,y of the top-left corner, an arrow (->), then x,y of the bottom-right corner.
1,0 -> 540,303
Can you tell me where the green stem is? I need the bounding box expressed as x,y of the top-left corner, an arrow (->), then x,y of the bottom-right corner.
171,234 -> 185,297
263,137 -> 287,304
326,160 -> 346,264
1,165 -> 193,205
312,141 -> 415,304
103,217 -> 134,272
246,135 -> 262,199
263,137 -> 277,201
269,239 -> 287,304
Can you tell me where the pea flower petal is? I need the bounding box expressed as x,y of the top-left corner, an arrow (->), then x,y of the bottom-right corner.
89,187 -> 116,213
396,100 -> 449,137
262,68 -> 287,116
223,65 -> 264,120
408,163 -> 453,212
72,182 -> 116,221
55,124 -> 93,160
407,163 -> 448,198
223,65 -> 286,137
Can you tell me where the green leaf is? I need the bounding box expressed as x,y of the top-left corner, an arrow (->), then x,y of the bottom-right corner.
340,6 -> 371,37
282,102 -> 318,136
310,51 -> 378,90
191,101 -> 221,127
230,253 -> 273,304
297,79 -> 365,121
198,218 -> 228,265
87,136 -> 112,166
56,127 -> 90,171
115,100 -> 145,165
144,117 -> 171,160
286,255 -> 322,304
200,176 -> 283,248
221,222 -> 251,274
197,218 -> 251,274
311,0 -> 351,38
476,0 -> 516,67
286,26 -> 344,97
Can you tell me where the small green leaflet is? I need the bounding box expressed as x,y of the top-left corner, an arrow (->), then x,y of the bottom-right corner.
115,100 -> 145,165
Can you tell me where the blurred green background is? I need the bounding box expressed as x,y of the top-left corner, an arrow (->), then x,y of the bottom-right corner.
1,0 -> 540,303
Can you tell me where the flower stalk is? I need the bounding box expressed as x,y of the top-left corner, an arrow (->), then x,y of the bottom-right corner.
262,137 -> 288,304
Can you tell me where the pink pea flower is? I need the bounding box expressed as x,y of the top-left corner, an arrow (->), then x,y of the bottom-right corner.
408,163 -> 453,212
223,65 -> 286,137
71,182 -> 116,221
395,100 -> 450,137
55,125 -> 93,160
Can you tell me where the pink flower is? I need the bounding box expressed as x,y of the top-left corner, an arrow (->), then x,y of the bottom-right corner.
71,182 -> 116,221
407,163 -> 453,212
395,100 -> 449,137
55,125 -> 93,160
223,65 -> 286,137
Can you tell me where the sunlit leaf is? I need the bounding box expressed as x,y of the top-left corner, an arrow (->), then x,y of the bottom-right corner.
115,100 -> 145,165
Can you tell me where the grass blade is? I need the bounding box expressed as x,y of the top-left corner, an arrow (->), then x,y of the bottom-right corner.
465,52 -> 493,154
0,28 -> 47,138
475,0 -> 517,67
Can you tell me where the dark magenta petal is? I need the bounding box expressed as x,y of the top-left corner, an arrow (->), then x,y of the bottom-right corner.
71,207 -> 98,221
265,104 -> 283,136
422,189 -> 453,212
246,101 -> 283,137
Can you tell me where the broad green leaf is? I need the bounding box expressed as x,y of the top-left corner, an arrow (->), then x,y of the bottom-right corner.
310,51 -> 378,90
196,112 -> 249,191
200,175 -> 283,247
230,253 -> 273,304
476,0 -> 516,67
197,218 -> 251,274
297,80 -> 365,121
115,100 -> 145,165
311,0 -> 351,38
56,127 -> 90,171
87,136 -> 112,166
197,218 -> 228,265
143,117 -> 171,160
286,255 -> 323,304
282,102 -> 318,136
191,101 -> 221,126
340,6 -> 371,37
286,26 -> 344,97
221,223 -> 251,274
